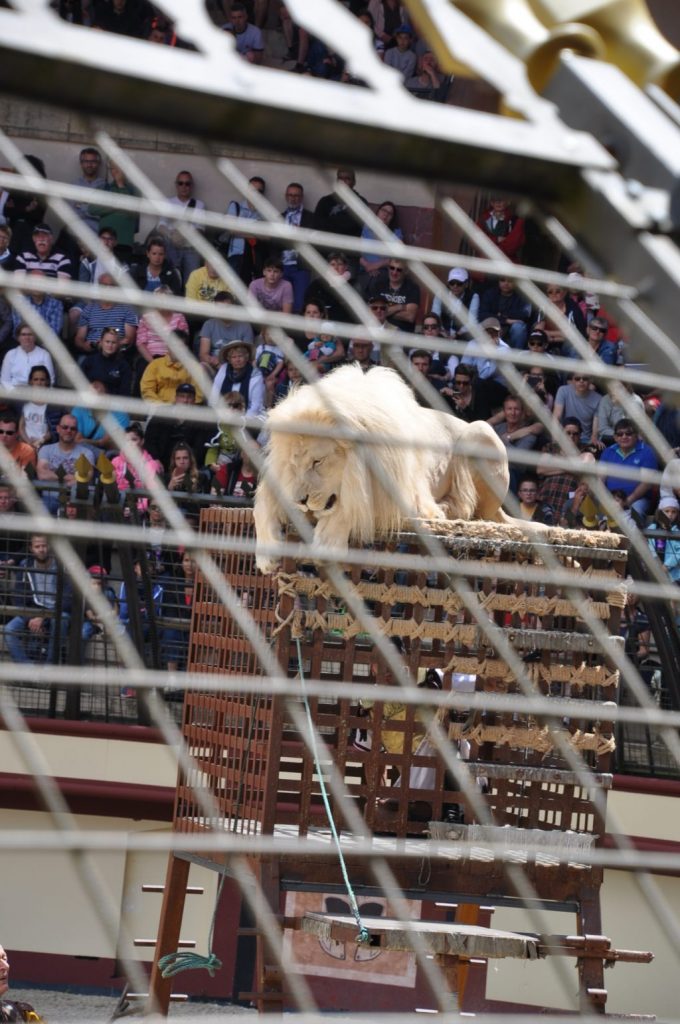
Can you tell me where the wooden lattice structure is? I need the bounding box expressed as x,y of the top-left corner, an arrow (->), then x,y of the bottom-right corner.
150,508 -> 653,1016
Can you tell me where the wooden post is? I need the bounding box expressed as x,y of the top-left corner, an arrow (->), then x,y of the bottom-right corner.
147,854 -> 191,1016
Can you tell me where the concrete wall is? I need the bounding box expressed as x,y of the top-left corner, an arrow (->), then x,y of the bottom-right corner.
0,99 -> 478,262
0,808 -> 218,964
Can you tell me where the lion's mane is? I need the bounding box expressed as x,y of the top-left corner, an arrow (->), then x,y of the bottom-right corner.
254,365 -> 491,571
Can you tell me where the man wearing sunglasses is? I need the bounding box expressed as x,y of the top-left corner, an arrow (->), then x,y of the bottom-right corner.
368,259 -> 420,333
0,411 -> 36,471
154,171 -> 205,284
584,316 -> 618,365
36,413 -> 96,514
599,418 -> 658,516
554,372 -> 602,449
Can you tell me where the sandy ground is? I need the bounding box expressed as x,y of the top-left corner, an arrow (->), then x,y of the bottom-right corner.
9,986 -> 255,1022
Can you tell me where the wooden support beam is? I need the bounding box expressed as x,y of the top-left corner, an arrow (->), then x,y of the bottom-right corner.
147,854 -> 192,1018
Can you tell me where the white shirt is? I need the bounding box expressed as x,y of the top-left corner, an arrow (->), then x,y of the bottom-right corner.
157,195 -> 206,242
21,401 -> 49,444
461,337 -> 510,383
1,346 -> 56,389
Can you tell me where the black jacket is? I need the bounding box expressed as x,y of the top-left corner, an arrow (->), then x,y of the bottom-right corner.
130,257 -> 182,296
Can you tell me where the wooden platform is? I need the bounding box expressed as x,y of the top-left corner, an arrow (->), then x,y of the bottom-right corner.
148,510 -> 646,1017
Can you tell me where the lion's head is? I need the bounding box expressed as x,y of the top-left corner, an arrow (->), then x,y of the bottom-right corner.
288,435 -> 346,519
259,366 -> 428,551
254,364 -> 488,572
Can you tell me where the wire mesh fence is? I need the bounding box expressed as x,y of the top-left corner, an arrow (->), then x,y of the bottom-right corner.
0,0 -> 680,1019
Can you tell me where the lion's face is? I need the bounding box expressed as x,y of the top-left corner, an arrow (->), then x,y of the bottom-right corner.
290,436 -> 347,519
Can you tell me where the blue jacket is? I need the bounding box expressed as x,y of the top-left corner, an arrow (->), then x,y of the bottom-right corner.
648,524 -> 680,583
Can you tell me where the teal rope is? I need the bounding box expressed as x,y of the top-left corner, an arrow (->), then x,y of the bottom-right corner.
158,860 -> 228,978
158,950 -> 222,978
295,636 -> 370,946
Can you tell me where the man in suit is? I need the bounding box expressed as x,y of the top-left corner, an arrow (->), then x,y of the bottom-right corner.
280,182 -> 314,313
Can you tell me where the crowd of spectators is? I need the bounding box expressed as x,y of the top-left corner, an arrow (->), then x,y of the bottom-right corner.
48,2 -> 455,102
1,5 -> 677,690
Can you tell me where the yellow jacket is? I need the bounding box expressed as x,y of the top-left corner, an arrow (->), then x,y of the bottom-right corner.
140,357 -> 204,405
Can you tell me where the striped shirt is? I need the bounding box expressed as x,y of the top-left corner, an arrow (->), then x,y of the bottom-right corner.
77,301 -> 138,343
15,249 -> 73,278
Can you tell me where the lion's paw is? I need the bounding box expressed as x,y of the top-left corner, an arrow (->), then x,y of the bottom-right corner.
256,555 -> 280,576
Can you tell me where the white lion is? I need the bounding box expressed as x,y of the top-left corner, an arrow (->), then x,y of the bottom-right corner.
254,364 -> 520,574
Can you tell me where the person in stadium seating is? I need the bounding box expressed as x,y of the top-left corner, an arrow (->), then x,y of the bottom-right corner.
36,412 -> 96,514
248,257 -> 294,314
14,223 -> 73,279
78,226 -> 123,284
477,196 -> 525,263
130,236 -> 182,295
368,257 -> 420,333
358,200 -> 403,284
19,364 -> 64,451
81,326 -> 133,397
478,275 -> 532,350
599,418 -> 658,518
533,282 -> 587,355
74,273 -> 138,356
88,160 -> 140,257
0,410 -> 37,471
198,291 -> 254,376
185,260 -> 231,303
71,378 -> 129,453
92,0 -> 152,37
313,168 -> 368,258
135,286 -> 189,365
515,475 -> 554,524
144,381 -> 212,469
70,146 -> 106,234
384,22 -> 416,79
210,339 -> 265,418
222,1 -> 264,63
139,332 -> 203,404
0,323 -> 55,390
0,225 -> 15,271
553,372 -> 601,448
10,271 -> 64,339
5,534 -> 71,668
279,181 -> 314,313
153,171 -> 205,283
220,174 -> 266,283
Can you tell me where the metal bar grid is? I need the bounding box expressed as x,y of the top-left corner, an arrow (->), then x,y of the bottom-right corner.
0,1 -> 678,1018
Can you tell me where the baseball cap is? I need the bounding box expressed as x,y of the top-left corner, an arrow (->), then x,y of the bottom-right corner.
175,382 -> 196,395
395,23 -> 413,34
448,268 -> 469,283
481,317 -> 501,331
33,223 -> 53,235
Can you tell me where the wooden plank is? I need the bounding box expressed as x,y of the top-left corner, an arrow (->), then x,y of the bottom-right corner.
301,912 -> 539,960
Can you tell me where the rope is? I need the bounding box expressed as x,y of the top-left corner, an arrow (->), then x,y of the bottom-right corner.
158,873 -> 225,977
295,636 -> 370,947
158,948 -> 223,979
158,850 -> 228,980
